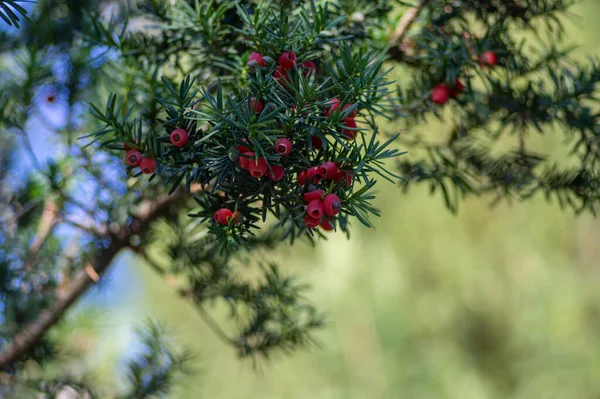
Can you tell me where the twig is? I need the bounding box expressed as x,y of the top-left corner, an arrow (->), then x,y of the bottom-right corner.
389,0 -> 430,46
0,190 -> 190,369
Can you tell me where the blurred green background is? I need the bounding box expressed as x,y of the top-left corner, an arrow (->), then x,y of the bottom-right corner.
58,2 -> 600,398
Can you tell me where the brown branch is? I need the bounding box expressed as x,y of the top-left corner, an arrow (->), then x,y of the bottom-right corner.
0,190 -> 191,369
389,0 -> 430,46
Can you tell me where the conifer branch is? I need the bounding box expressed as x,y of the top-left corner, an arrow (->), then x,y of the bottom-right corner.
0,190 -> 191,369
389,0 -> 430,46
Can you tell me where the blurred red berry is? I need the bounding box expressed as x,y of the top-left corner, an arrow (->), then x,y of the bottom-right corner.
298,170 -> 308,186
214,208 -> 233,225
140,158 -> 157,174
323,194 -> 341,216
250,97 -> 263,113
125,150 -> 142,167
320,218 -> 335,231
304,215 -> 321,229
306,199 -> 325,219
248,52 -> 265,67
307,166 -> 324,184
249,158 -> 268,178
238,151 -> 255,170
324,98 -> 341,116
170,128 -> 189,147
334,170 -> 353,186
480,51 -> 497,66
342,118 -> 358,140
267,165 -> 285,181
311,136 -> 323,150
301,60 -> 316,76
232,211 -> 245,224
236,144 -> 251,153
303,189 -> 324,203
319,161 -> 338,180
450,80 -> 465,98
432,83 -> 451,105
273,66 -> 289,83
278,51 -> 297,70
342,104 -> 357,119
274,137 -> 292,156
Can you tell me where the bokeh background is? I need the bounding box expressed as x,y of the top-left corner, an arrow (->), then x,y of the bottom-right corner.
33,1 -> 600,398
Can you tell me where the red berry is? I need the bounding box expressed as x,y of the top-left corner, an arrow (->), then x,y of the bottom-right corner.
342,118 -> 358,140
298,170 -> 308,186
480,51 -> 497,66
267,165 -> 285,181
236,144 -> 251,153
170,128 -> 189,147
311,136 -> 323,150
319,161 -> 338,180
307,166 -> 324,184
304,215 -> 321,229
125,150 -> 142,167
249,158 -> 268,178
342,104 -> 357,119
450,79 -> 465,98
274,137 -> 292,156
303,189 -> 324,203
140,158 -> 157,174
320,218 -> 335,231
250,97 -> 263,113
278,51 -> 297,70
301,60 -> 316,76
238,151 -> 255,170
214,208 -> 233,226
273,66 -> 289,83
323,194 -> 341,216
248,52 -> 265,67
324,98 -> 341,116
334,170 -> 353,186
432,83 -> 451,105
306,199 -> 324,219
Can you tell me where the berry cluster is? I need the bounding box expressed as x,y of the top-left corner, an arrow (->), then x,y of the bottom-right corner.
431,51 -> 498,105
123,128 -> 190,175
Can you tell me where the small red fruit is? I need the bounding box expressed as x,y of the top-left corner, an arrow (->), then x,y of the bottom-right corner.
450,80 -> 465,98
319,161 -> 338,180
274,138 -> 292,156
334,170 -> 353,186
140,158 -> 157,174
125,150 -> 142,167
306,199 -> 325,219
323,194 -> 342,217
298,170 -> 308,186
236,144 -> 251,153
267,165 -> 285,181
342,118 -> 358,140
214,208 -> 233,226
342,104 -> 357,119
238,151 -> 255,170
304,215 -> 321,229
278,51 -> 297,70
170,128 -> 189,147
480,51 -> 497,66
324,98 -> 341,116
249,158 -> 268,178
311,136 -> 323,150
232,211 -> 245,224
250,97 -> 263,113
320,218 -> 335,231
248,52 -> 265,67
307,166 -> 324,184
301,60 -> 316,76
303,189 -> 324,203
432,83 -> 451,105
273,66 -> 289,83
